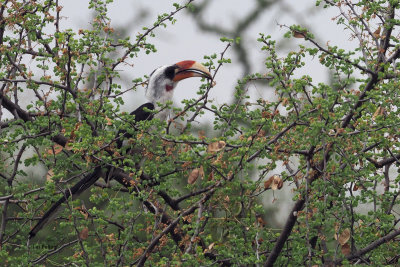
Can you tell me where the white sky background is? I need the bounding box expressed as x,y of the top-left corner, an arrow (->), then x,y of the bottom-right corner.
60,0 -> 353,110
56,0 -> 356,224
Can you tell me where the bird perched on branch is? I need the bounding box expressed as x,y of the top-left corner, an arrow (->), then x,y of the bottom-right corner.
28,60 -> 212,239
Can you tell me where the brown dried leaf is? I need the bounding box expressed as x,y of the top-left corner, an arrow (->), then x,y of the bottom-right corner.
335,228 -> 350,245
257,216 -> 266,226
75,206 -> 89,220
46,169 -> 54,182
45,99 -> 53,108
205,242 -> 215,253
69,122 -> 82,140
208,242 -> 215,250
106,233 -> 116,242
47,145 -> 63,155
188,168 -> 200,184
292,30 -> 307,38
207,141 -> 226,153
358,158 -> 364,167
199,166 -> 205,180
257,130 -> 266,137
372,106 -> 381,121
264,175 -> 283,190
341,243 -> 351,256
208,171 -> 214,181
264,176 -> 273,189
105,117 -> 113,126
79,227 -> 89,240
277,177 -> 284,190
224,195 -> 230,202
65,142 -> 73,151
373,26 -> 381,38
271,175 -> 283,190
212,151 -> 224,164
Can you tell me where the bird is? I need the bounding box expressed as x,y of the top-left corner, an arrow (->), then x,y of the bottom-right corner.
28,60 -> 212,239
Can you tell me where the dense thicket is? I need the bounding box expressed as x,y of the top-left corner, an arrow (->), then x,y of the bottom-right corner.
1,0 -> 400,265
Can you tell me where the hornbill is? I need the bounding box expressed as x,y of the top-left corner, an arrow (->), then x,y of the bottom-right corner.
28,60 -> 212,239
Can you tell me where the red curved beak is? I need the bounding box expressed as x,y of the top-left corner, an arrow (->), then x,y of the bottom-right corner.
173,60 -> 212,82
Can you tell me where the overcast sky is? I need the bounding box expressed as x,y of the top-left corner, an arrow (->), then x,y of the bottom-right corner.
61,0 -> 350,110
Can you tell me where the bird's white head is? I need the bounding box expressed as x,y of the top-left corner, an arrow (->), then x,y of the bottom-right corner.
145,60 -> 212,105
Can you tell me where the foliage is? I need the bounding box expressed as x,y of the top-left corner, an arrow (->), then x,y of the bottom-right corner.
0,0 -> 400,266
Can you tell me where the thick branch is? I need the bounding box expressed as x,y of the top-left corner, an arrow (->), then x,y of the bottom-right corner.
335,228 -> 400,264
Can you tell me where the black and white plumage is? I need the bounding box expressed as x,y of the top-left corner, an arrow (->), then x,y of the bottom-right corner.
28,60 -> 212,239
145,60 -> 211,120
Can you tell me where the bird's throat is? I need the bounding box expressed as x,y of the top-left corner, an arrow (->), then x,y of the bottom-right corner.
165,84 -> 174,91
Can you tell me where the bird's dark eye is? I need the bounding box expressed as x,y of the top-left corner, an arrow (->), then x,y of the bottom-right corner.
164,65 -> 176,80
